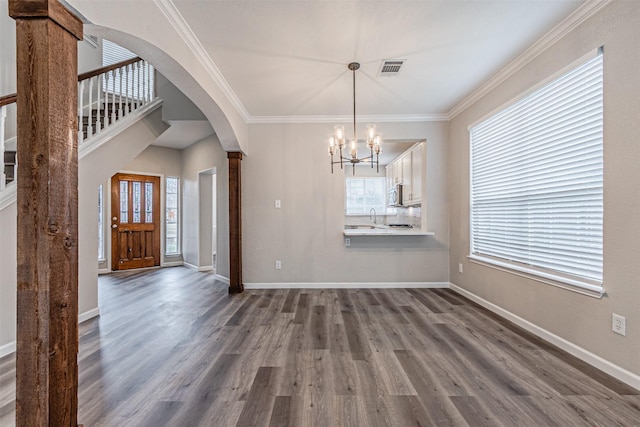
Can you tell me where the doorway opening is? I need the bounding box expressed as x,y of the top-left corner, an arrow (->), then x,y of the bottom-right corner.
199,169 -> 217,272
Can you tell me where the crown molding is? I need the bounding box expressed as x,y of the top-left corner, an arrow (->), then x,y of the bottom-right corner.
447,0 -> 611,120
154,0 -> 250,122
153,0 -> 449,126
247,113 -> 449,124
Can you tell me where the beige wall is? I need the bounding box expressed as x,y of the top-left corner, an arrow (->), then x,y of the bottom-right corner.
242,121 -> 449,284
181,135 -> 230,277
448,1 -> 640,375
124,145 -> 183,177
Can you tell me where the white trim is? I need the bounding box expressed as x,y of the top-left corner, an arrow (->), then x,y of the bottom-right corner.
78,99 -> 163,159
83,34 -> 99,49
97,268 -> 111,275
154,0 -> 250,122
0,308 -> 101,357
184,262 -> 212,272
244,282 -> 449,290
162,260 -> 184,268
3,135 -> 16,150
215,274 -> 230,284
0,182 -> 16,211
448,0 -> 611,119
183,262 -> 197,270
79,307 -> 100,323
0,341 -> 16,358
449,283 -> 640,391
468,255 -> 604,299
247,114 -> 449,124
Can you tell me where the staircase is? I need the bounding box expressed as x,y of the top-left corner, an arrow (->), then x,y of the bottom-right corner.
81,103 -> 132,140
1,56 -> 156,190
3,151 -> 15,185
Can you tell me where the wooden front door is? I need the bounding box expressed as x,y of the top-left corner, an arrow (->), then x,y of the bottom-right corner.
111,173 -> 161,270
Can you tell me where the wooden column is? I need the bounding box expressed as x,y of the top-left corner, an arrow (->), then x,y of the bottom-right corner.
228,152 -> 244,294
9,1 -> 83,426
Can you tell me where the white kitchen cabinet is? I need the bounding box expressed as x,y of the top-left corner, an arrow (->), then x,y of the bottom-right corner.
401,153 -> 412,202
410,143 -> 424,206
386,141 -> 425,206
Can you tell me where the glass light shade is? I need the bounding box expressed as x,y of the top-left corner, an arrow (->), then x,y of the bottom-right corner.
350,139 -> 357,158
374,134 -> 382,154
334,125 -> 345,147
366,124 -> 376,147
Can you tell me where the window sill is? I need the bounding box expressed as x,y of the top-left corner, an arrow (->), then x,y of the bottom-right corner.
467,254 -> 605,299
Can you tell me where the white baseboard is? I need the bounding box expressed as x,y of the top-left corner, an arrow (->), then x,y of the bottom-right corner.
0,341 -> 16,358
162,260 -> 184,267
1,308 -> 101,357
184,262 -> 213,272
215,274 -> 230,284
97,268 -> 111,275
184,262 -> 197,270
244,281 -> 450,290
79,307 -> 100,323
449,283 -> 640,391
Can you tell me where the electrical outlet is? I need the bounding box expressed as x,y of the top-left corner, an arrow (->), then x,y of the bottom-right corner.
612,314 -> 626,336
275,260 -> 282,270
458,263 -> 463,274
345,238 -> 350,247
275,200 -> 281,209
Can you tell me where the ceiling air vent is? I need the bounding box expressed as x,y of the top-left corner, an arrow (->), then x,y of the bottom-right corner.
378,59 -> 406,76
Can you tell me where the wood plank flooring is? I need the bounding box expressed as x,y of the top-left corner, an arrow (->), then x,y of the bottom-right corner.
0,266 -> 639,426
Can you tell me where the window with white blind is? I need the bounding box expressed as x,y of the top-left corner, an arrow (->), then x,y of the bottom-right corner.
469,49 -> 603,296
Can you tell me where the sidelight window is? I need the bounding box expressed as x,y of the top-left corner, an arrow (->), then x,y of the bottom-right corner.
166,177 -> 180,255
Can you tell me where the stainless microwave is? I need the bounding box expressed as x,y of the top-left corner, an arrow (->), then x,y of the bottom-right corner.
387,184 -> 403,207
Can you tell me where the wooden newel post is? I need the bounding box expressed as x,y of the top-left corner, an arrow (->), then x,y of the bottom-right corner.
228,152 -> 244,294
9,0 -> 83,426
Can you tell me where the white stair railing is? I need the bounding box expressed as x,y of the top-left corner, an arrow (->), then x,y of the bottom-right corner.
1,56 -> 156,193
77,56 -> 155,144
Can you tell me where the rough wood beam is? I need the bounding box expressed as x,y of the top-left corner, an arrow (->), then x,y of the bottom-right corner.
228,152 -> 243,294
9,0 -> 83,425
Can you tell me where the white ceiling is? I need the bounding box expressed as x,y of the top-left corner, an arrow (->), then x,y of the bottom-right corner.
171,0 -> 585,119
153,120 -> 214,149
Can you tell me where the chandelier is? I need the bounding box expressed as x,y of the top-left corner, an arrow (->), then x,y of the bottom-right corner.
328,62 -> 382,174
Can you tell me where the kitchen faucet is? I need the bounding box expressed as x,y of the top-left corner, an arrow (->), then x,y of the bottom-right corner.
369,208 -> 377,225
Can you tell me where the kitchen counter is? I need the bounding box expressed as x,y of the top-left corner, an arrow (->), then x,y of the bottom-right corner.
343,225 -> 434,237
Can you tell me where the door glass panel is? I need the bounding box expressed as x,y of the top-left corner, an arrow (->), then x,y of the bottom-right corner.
133,181 -> 141,223
145,182 -> 153,223
120,181 -> 128,223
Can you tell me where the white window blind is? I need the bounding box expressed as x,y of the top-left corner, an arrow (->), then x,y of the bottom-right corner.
102,39 -> 153,99
470,51 -> 603,289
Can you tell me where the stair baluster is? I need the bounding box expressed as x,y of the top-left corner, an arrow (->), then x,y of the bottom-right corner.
2,56 -> 155,188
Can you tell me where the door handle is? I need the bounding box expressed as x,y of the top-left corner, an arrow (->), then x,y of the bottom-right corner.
112,224 -> 118,229
112,217 -> 117,221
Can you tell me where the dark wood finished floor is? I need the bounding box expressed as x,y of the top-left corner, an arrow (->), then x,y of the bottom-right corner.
1,266 -> 639,426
